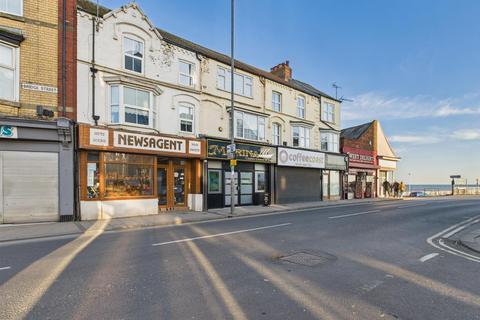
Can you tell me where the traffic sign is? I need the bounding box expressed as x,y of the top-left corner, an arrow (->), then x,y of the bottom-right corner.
227,143 -> 236,154
450,175 -> 461,179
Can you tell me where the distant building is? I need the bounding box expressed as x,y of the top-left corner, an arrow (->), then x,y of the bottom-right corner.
341,120 -> 399,199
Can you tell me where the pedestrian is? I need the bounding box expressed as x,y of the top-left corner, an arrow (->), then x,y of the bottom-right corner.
383,180 -> 391,197
399,181 -> 406,197
393,181 -> 400,197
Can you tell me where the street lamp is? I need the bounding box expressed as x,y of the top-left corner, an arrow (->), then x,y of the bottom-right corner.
229,0 -> 236,217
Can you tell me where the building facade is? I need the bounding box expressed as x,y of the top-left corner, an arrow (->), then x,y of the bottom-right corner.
0,0 -> 76,223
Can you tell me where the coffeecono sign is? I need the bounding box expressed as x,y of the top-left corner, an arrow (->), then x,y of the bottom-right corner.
277,147 -> 325,169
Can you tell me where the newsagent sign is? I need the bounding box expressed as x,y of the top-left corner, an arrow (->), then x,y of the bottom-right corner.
277,147 -> 325,169
114,131 -> 186,153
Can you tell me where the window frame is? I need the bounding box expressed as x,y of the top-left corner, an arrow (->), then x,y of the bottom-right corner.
292,126 -> 310,148
272,91 -> 282,112
0,0 -> 23,16
178,102 -> 195,133
208,169 -> 222,194
272,122 -> 281,145
123,35 -> 144,74
320,131 -> 340,153
217,66 -> 253,98
297,95 -> 306,118
0,41 -> 19,102
322,102 -> 336,123
234,110 -> 266,142
109,85 -> 156,129
178,60 -> 195,87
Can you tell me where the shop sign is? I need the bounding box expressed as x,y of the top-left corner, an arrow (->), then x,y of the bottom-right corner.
326,154 -> 347,170
343,147 -> 376,165
0,125 -> 17,139
207,140 -> 276,163
114,131 -> 186,153
89,128 -> 109,146
188,140 -> 202,155
277,147 -> 325,169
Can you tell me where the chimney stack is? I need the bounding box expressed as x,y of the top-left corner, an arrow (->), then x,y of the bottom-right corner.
270,60 -> 292,82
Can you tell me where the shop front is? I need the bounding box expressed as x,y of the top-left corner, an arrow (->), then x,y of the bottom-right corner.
78,125 -> 204,220
323,153 -> 348,200
206,139 -> 276,209
0,118 -> 74,223
275,147 -> 325,204
343,146 -> 379,199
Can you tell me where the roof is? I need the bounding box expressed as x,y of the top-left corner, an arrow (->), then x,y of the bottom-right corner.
341,121 -> 374,140
77,0 -> 339,102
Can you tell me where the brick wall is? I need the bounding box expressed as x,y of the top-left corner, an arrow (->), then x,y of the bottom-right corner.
341,122 -> 376,152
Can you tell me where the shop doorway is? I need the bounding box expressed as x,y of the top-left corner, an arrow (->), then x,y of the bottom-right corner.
157,158 -> 189,210
224,170 -> 255,206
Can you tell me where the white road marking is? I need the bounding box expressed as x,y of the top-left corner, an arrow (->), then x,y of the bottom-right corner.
328,210 -> 380,219
0,266 -> 12,271
427,215 -> 480,263
397,203 -> 428,209
151,223 -> 292,247
419,253 -> 439,262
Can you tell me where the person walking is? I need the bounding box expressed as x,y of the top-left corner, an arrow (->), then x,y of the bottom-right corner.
383,180 -> 391,197
393,181 -> 400,198
399,181 -> 406,197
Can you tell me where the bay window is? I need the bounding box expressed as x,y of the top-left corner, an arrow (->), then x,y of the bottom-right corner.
235,111 -> 265,141
217,66 -> 253,97
322,102 -> 335,123
0,42 -> 18,101
0,0 -> 22,16
320,131 -> 339,152
272,91 -> 281,112
124,36 -> 144,73
272,123 -> 281,145
292,126 -> 310,148
297,95 -> 305,118
110,85 -> 156,128
179,60 -> 194,86
179,103 -> 194,133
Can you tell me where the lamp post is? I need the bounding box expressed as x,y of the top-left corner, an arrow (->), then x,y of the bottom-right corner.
229,0 -> 236,217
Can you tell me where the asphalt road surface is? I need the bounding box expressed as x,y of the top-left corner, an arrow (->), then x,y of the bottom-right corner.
1,198 -> 480,320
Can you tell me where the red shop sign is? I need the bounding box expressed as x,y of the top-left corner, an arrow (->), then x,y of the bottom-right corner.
343,146 -> 376,165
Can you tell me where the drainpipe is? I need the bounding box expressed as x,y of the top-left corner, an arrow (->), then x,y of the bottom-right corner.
61,0 -> 67,117
90,16 -> 99,126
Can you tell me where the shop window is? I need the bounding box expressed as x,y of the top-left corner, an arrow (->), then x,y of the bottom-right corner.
124,36 -> 144,73
86,152 -> 100,199
179,60 -> 194,87
179,103 -> 194,133
292,126 -> 310,148
255,171 -> 266,192
330,171 -> 340,197
208,170 -> 222,194
320,131 -> 339,153
104,153 -> 154,198
0,42 -> 18,101
235,111 -> 265,141
0,0 -> 22,16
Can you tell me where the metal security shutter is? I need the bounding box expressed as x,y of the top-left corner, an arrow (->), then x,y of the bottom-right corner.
1,151 -> 59,223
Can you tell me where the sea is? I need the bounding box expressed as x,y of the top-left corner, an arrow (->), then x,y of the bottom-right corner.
408,184 -> 479,192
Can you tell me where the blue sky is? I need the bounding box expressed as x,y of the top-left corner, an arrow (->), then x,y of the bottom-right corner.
100,0 -> 480,184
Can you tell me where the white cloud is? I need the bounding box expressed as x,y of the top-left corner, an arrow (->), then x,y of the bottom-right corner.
390,135 -> 441,144
342,91 -> 480,121
451,129 -> 480,141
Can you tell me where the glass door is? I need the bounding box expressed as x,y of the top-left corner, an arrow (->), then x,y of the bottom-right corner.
224,171 -> 238,206
173,166 -> 186,206
240,171 -> 253,205
157,166 -> 168,206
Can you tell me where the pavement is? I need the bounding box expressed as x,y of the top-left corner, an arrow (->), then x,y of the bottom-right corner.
458,225 -> 480,253
0,197 -> 399,243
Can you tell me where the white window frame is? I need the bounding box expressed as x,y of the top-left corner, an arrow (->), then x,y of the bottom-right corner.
320,131 -> 339,153
322,102 -> 336,123
217,66 -> 253,98
297,95 -> 305,118
272,91 -> 282,112
123,35 -> 144,74
178,102 -> 195,133
292,126 -> 310,148
178,60 -> 194,87
0,0 -> 23,16
109,85 -> 156,129
234,110 -> 266,141
272,123 -> 281,145
0,41 -> 19,102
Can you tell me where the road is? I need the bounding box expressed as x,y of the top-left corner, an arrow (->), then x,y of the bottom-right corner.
1,198 -> 480,319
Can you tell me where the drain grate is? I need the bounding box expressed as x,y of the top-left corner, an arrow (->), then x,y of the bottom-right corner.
280,252 -> 333,267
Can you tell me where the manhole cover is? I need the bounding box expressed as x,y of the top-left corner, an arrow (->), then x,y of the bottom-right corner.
280,252 -> 332,267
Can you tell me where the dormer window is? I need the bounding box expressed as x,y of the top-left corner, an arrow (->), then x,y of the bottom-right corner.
124,36 -> 144,73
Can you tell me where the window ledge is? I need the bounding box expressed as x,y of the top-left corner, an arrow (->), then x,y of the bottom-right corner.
0,11 -> 24,22
0,98 -> 20,108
